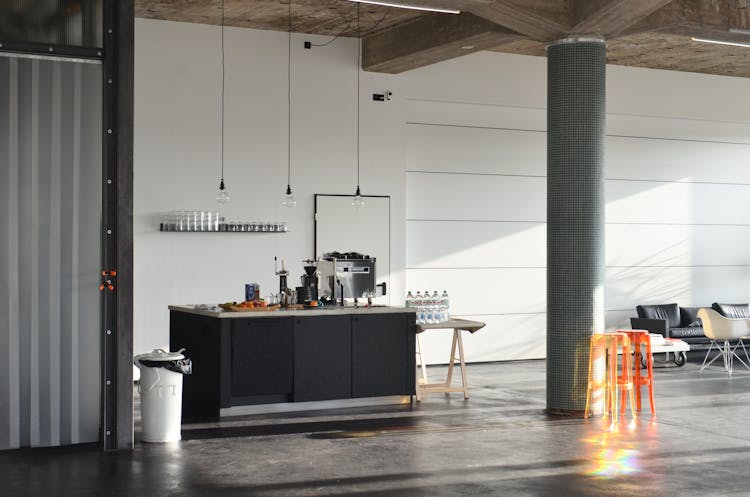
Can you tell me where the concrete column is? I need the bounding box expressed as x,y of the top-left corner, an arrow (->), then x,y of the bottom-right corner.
546,38 -> 606,415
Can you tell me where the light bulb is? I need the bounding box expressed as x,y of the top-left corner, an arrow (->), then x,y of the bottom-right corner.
216,180 -> 230,204
352,186 -> 365,209
282,184 -> 297,208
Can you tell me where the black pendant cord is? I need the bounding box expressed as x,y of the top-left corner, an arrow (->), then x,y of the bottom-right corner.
356,2 -> 361,192
220,0 -> 226,190
287,0 -> 292,190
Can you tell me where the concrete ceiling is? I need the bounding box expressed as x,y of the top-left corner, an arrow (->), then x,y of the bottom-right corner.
136,0 -> 750,77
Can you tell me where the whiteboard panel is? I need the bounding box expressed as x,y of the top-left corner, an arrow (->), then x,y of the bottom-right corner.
418,313 -> 546,364
406,172 -> 546,221
406,267 -> 546,315
406,220 -> 545,269
407,124 -> 546,176
315,195 -> 390,304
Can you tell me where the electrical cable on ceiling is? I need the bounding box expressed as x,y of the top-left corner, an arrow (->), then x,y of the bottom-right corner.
309,6 -> 391,47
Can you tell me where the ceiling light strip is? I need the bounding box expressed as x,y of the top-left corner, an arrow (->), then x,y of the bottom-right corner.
691,36 -> 750,48
346,0 -> 460,14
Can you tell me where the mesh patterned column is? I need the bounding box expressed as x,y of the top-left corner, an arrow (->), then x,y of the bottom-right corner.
546,38 -> 606,415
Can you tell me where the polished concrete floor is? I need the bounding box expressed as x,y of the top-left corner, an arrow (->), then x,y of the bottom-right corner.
3,356 -> 750,496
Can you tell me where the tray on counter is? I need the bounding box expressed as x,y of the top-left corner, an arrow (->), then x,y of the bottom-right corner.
219,304 -> 281,312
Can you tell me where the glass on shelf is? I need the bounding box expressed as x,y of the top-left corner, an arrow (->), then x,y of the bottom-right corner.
159,212 -> 286,233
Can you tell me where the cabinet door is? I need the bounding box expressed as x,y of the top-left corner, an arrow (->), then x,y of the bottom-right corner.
231,317 -> 294,398
351,313 -> 414,398
170,311 -> 223,419
293,315 -> 351,402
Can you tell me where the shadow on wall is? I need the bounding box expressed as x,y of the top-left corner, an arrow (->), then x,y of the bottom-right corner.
408,177 -> 750,328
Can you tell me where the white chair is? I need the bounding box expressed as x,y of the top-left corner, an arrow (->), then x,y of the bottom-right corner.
697,308 -> 750,376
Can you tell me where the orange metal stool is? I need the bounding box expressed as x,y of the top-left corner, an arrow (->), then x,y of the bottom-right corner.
585,332 -> 637,421
618,329 -> 656,415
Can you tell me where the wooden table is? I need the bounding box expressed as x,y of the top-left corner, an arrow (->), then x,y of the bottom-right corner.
415,318 -> 485,401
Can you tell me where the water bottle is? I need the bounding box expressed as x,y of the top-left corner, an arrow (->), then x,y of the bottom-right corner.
441,290 -> 450,322
431,291 -> 440,323
405,291 -> 414,310
424,290 -> 434,323
414,291 -> 424,324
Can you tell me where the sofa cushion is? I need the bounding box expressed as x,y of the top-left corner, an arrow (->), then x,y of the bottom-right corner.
680,307 -> 704,327
637,303 -> 680,329
669,327 -> 706,339
712,303 -> 750,319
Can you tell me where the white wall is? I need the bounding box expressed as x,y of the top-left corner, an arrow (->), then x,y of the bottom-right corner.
403,52 -> 750,364
136,19 -> 750,368
134,19 -> 405,358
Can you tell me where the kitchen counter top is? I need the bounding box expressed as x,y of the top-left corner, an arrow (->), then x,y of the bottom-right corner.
169,304 -> 415,319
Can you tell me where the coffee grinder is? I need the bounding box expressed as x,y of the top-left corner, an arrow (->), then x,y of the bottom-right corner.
298,259 -> 319,303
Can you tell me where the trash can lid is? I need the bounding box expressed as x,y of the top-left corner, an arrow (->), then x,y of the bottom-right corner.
134,348 -> 185,363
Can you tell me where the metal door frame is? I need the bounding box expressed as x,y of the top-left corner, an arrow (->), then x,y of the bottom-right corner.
0,0 -> 135,451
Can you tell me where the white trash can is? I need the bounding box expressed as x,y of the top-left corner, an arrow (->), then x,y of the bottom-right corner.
134,349 -> 190,443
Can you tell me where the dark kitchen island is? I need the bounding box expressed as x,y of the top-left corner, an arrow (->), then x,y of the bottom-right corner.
169,305 -> 416,420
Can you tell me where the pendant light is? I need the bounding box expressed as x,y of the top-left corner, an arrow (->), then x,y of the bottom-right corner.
352,2 -> 365,209
216,0 -> 230,204
282,0 -> 297,207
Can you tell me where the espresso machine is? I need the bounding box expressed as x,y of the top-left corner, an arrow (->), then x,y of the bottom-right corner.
317,251 -> 386,305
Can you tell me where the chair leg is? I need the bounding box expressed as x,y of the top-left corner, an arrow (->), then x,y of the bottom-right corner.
723,341 -> 733,375
645,340 -> 656,415
699,341 -> 721,372
585,336 -> 596,418
609,342 -> 618,423
731,339 -> 750,371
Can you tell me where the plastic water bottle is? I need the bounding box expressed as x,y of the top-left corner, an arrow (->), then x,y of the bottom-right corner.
431,291 -> 440,323
441,290 -> 450,322
424,290 -> 434,323
414,291 -> 424,324
405,291 -> 414,310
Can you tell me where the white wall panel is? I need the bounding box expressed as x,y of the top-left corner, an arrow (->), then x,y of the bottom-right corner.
406,221 -> 545,269
605,310 -> 634,331
406,172 -> 546,221
606,224 -> 750,268
418,313 -> 546,364
407,267 -> 545,315
135,20 -> 406,361
406,99 -> 546,131
605,266 -> 750,310
605,180 -> 750,225
607,113 -> 750,145
406,124 -> 546,176
607,63 -> 750,124
403,53 -> 750,365
605,136 -> 750,183
403,52 -> 547,109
